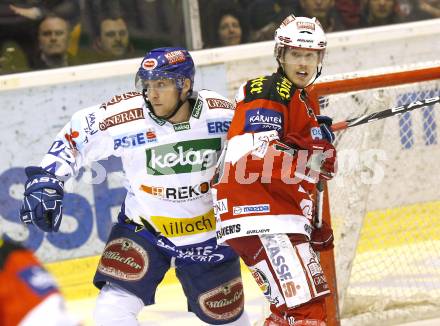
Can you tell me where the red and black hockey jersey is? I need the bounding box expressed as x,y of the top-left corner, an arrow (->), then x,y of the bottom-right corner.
213,71 -> 325,243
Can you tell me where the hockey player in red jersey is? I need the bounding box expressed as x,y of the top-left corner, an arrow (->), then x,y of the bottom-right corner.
213,15 -> 336,326
0,238 -> 79,326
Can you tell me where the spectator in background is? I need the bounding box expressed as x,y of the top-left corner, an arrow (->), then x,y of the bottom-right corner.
245,0 -> 304,42
0,3 -> 37,67
32,15 -> 71,69
394,0 -> 432,22
360,0 -> 398,27
95,16 -> 131,59
206,6 -> 249,47
217,9 -> 245,46
335,0 -> 362,29
0,40 -> 29,75
418,0 -> 440,18
0,0 -> 80,64
297,0 -> 346,32
247,0 -> 284,42
8,0 -> 80,24
82,0 -> 185,54
74,15 -> 139,64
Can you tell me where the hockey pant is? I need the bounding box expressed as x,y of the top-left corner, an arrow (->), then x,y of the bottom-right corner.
93,221 -> 245,325
227,233 -> 330,323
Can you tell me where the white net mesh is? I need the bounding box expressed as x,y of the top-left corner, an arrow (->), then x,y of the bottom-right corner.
318,66 -> 440,326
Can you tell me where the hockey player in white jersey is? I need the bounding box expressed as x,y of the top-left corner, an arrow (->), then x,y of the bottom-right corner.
19,47 -> 249,325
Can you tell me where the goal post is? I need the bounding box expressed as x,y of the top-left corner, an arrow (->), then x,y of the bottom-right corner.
309,63 -> 440,326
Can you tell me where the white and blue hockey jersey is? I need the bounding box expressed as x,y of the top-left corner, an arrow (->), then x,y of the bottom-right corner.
40,90 -> 234,257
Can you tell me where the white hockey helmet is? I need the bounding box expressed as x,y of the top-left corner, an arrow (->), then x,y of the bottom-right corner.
274,15 -> 327,82
274,15 -> 327,56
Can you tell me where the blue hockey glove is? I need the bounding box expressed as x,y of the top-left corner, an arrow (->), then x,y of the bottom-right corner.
317,115 -> 335,144
20,166 -> 64,232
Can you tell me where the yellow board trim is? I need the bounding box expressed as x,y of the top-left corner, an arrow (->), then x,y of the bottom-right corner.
45,255 -> 182,300
46,201 -> 440,300
357,201 -> 440,254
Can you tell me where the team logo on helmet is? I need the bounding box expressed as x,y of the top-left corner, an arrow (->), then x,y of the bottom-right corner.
277,36 -> 291,44
164,50 -> 186,65
296,21 -> 315,31
281,14 -> 295,26
142,58 -> 158,70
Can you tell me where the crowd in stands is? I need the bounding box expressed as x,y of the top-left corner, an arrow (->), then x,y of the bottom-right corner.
1,0 -> 438,75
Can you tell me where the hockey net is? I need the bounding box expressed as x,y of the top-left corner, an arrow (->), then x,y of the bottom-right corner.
310,62 -> 440,326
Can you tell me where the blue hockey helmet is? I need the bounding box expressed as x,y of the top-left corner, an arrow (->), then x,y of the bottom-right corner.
136,47 -> 195,94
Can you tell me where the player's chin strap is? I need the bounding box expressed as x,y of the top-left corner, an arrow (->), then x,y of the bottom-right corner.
309,65 -> 322,87
142,89 -> 189,121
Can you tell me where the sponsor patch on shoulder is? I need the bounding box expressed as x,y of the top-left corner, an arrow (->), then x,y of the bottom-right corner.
248,76 -> 267,95
105,92 -> 142,107
99,108 -> 145,131
206,98 -> 234,110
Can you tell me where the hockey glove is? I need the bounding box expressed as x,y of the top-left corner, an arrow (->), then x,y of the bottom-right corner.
282,133 -> 337,181
20,166 -> 64,232
310,220 -> 334,252
316,115 -> 335,143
